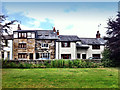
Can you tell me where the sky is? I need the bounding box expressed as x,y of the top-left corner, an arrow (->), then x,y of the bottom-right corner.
1,2 -> 118,38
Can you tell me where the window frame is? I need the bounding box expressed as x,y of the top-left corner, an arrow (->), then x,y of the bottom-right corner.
92,45 -> 100,49
41,43 -> 49,48
18,53 -> 27,59
7,51 -> 10,60
1,52 -> 4,59
77,53 -> 81,59
18,43 -> 27,49
61,42 -> 70,47
18,32 -> 27,38
42,53 -> 50,59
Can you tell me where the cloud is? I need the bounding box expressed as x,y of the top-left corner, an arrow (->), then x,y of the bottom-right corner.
39,18 -> 54,29
2,2 -> 117,38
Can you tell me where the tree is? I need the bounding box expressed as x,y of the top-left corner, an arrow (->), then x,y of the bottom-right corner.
0,15 -> 17,50
101,48 -> 114,67
106,12 -> 120,66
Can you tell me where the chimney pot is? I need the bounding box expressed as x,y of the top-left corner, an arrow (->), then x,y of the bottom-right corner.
18,24 -> 21,30
96,31 -> 100,38
53,27 -> 56,32
57,30 -> 59,35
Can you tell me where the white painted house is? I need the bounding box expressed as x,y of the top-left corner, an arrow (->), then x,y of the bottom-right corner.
0,35 -> 13,60
56,31 -> 106,59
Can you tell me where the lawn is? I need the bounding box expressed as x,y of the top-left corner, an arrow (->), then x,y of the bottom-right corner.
2,68 -> 118,88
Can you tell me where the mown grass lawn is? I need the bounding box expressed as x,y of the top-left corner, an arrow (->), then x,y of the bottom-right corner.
2,68 -> 118,88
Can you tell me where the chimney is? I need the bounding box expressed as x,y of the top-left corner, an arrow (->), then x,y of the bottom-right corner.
57,30 -> 59,35
96,31 -> 100,38
17,24 -> 21,30
53,27 -> 56,32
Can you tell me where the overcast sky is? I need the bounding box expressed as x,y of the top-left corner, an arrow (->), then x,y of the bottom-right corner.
2,2 -> 118,38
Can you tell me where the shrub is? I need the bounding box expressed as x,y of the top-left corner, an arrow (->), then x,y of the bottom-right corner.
44,61 -> 51,68
2,59 -> 102,68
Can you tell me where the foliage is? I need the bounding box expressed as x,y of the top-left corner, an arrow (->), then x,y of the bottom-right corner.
106,12 -> 120,66
101,48 -> 114,67
2,59 -> 102,68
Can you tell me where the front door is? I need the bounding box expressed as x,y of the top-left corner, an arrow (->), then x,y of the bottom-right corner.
29,53 -> 33,60
82,54 -> 86,59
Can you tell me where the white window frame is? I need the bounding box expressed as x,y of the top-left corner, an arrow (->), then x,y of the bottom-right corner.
42,53 -> 50,59
41,43 -> 49,48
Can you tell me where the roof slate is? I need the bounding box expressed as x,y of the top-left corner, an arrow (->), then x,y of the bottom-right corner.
58,35 -> 80,42
2,35 -> 13,40
79,38 -> 106,45
36,30 -> 58,39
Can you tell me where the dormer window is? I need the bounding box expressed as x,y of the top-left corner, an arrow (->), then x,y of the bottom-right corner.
18,32 -> 27,38
61,42 -> 70,47
27,32 -> 32,38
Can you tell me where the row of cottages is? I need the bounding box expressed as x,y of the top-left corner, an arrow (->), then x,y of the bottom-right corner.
0,27 -> 106,60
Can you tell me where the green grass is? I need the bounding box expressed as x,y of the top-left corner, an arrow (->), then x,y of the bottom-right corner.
2,68 -> 118,88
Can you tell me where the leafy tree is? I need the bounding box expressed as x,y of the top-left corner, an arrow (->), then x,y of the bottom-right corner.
106,12 -> 120,66
101,48 -> 114,67
0,15 -> 17,50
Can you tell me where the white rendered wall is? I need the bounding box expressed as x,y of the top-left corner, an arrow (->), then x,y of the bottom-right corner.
2,40 -> 13,60
56,42 -> 76,59
77,45 -> 105,59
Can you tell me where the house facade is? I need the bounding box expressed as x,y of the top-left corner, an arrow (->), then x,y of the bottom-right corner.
56,31 -> 106,59
1,27 -> 106,60
0,35 -> 13,60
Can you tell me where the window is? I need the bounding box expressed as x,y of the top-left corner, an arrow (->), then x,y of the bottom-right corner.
7,52 -> 10,60
5,40 -> 8,47
14,32 -> 18,38
18,53 -> 27,59
18,32 -> 27,38
41,43 -> 48,48
61,54 -> 71,59
77,53 -> 80,59
1,52 -> 4,59
27,32 -> 32,38
82,54 -> 86,59
36,53 -> 39,59
42,53 -> 50,59
18,43 -> 26,48
29,53 -> 33,59
61,42 -> 70,47
92,45 -> 100,49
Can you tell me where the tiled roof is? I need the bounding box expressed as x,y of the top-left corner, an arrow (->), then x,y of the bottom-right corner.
2,35 -> 13,40
14,30 -> 59,39
79,38 -> 106,45
36,30 -> 58,39
58,35 -> 80,42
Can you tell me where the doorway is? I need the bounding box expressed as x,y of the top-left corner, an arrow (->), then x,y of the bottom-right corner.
82,54 -> 86,59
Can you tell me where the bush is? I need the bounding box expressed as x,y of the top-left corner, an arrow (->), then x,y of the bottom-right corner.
2,59 -> 102,68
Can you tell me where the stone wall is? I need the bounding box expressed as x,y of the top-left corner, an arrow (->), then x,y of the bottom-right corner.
36,40 -> 55,59
13,39 -> 35,60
